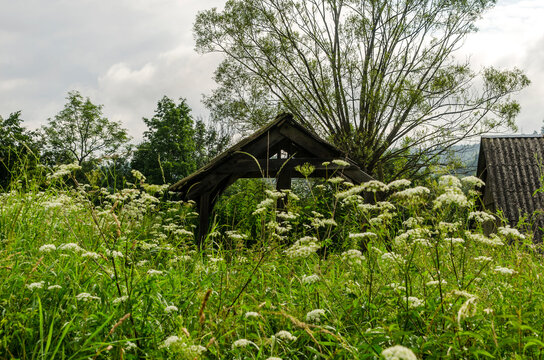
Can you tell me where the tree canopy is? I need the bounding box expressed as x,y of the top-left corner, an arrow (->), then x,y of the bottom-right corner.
131,96 -> 229,184
40,91 -> 130,166
0,111 -> 38,187
194,0 -> 530,180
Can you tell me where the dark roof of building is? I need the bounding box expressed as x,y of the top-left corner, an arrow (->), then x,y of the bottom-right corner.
169,113 -> 372,200
477,135 -> 544,231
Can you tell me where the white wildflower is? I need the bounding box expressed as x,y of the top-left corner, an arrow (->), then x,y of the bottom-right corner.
473,256 -> 492,263
266,357 -> 283,360
453,290 -> 477,299
285,237 -> 320,258
47,285 -> 62,290
165,305 -> 179,313
466,232 -> 503,246
405,296 -> 424,308
27,281 -> 45,290
332,159 -> 350,167
113,296 -> 128,304
265,189 -> 285,199
125,341 -> 138,351
232,338 -> 258,349
39,244 -> 56,253
275,330 -> 297,342
82,251 -> 101,259
439,175 -> 462,188
382,345 -> 417,360
388,283 -> 407,292
58,243 -> 84,252
483,308 -> 493,314
387,179 -> 412,190
161,335 -> 183,349
301,274 -> 320,284
105,249 -> 124,258
327,176 -> 345,184
341,249 -> 365,265
434,188 -> 468,209
360,180 -> 389,192
392,186 -> 430,201
381,252 -> 404,263
147,269 -> 164,276
305,309 -> 326,323
244,311 -> 260,318
76,292 -> 101,302
468,211 -> 496,223
349,232 -> 377,240
445,237 -> 465,246
426,280 -> 447,286
498,226 -> 526,240
461,176 -> 485,188
494,266 -> 516,275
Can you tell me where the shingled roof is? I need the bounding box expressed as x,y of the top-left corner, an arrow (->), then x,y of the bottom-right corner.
477,135 -> 544,239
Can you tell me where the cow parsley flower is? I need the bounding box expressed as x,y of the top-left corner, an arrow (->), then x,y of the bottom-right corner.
39,244 -> 56,253
426,280 -> 447,286
76,292 -> 101,302
434,188 -> 468,209
405,296 -> 424,308
244,311 -> 260,318
305,309 -> 326,323
161,335 -> 183,349
474,256 -> 492,263
232,338 -> 257,349
285,237 -> 320,258
439,175 -> 462,188
332,159 -> 350,167
47,285 -> 62,290
461,176 -> 485,188
494,266 -> 516,275
349,232 -> 377,240
360,180 -> 389,192
468,211 -> 496,223
392,186 -> 430,201
27,281 -> 45,290
58,243 -> 84,252
275,330 -> 297,342
165,305 -> 179,313
498,226 -> 526,240
147,269 -> 164,276
301,274 -> 320,284
387,179 -> 411,190
381,345 -> 417,360
113,296 -> 128,304
341,249 -> 365,265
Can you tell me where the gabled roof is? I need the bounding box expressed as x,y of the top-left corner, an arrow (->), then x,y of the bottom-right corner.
477,135 -> 544,234
169,113 -> 372,200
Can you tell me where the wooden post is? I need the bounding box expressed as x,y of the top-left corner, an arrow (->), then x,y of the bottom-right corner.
197,192 -> 210,250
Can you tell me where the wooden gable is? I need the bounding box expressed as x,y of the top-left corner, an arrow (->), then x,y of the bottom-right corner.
169,113 -> 372,246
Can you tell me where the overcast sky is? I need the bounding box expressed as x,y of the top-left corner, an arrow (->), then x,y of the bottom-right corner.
0,0 -> 543,141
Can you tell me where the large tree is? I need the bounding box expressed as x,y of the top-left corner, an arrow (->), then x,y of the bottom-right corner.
0,111 -> 38,187
131,96 -> 229,184
41,91 -> 130,166
194,0 -> 530,179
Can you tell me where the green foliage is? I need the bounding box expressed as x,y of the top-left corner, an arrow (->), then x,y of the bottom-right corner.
2,165 -> 544,358
40,91 -> 131,166
0,111 -> 39,188
131,96 -> 229,184
194,0 -> 529,180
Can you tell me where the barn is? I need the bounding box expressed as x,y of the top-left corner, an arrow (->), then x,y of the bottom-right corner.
477,135 -> 544,240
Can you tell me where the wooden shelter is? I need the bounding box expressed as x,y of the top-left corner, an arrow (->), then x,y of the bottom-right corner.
477,135 -> 544,240
169,113 -> 372,246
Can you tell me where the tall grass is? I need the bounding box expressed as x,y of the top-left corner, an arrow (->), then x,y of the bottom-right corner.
1,163 -> 543,359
